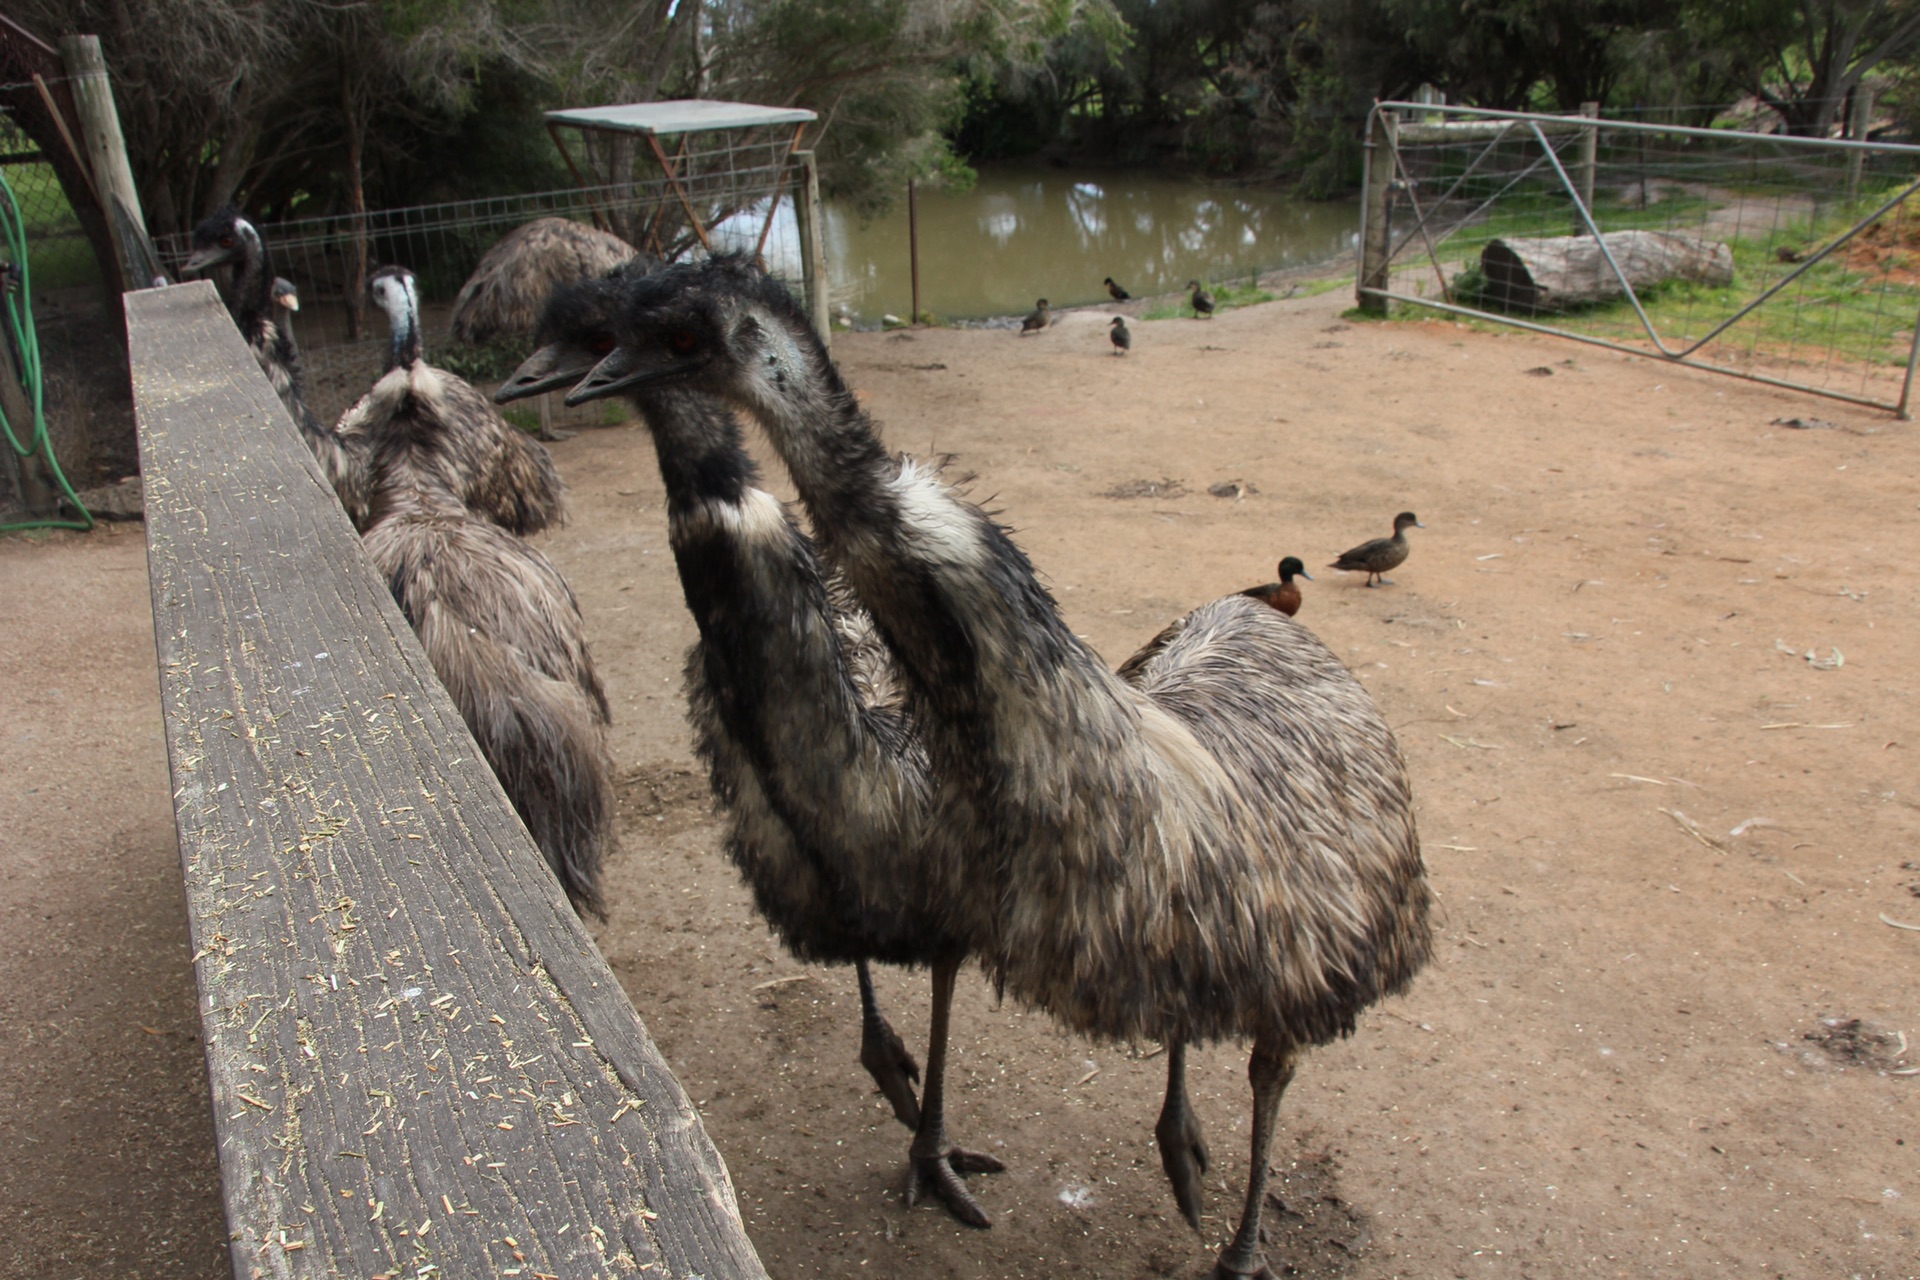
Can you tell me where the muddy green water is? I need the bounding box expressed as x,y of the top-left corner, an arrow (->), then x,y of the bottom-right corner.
767,168 -> 1357,325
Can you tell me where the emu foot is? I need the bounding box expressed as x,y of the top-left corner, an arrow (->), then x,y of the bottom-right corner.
859,1014 -> 922,1130
1209,1261 -> 1274,1280
1156,1093 -> 1211,1231
904,1146 -> 1005,1228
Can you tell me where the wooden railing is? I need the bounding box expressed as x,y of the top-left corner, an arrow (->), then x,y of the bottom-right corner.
129,281 -> 767,1280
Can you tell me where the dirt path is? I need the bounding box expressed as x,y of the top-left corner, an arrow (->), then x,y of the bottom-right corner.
3,290 -> 1916,1279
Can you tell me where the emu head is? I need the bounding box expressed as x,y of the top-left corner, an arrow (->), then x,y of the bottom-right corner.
496,273 -> 624,404
271,277 -> 300,312
564,255 -> 816,414
368,264 -> 421,370
183,207 -> 261,276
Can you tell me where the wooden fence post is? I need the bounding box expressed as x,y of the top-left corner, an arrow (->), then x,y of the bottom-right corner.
1846,85 -> 1875,205
1358,107 -> 1398,315
55,35 -> 145,286
1576,102 -> 1600,233
792,149 -> 832,350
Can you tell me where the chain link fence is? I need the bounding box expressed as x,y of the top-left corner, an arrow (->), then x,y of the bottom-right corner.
153,157 -> 805,431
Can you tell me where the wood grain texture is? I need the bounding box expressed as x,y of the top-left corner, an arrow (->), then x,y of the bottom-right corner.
129,282 -> 768,1280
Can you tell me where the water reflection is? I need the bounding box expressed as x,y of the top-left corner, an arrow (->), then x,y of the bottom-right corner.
751,167 -> 1357,325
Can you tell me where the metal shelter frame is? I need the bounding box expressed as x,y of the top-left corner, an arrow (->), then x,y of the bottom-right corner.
1358,100 -> 1920,417
545,99 -> 816,259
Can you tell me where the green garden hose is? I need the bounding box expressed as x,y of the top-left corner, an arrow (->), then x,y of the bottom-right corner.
0,167 -> 93,532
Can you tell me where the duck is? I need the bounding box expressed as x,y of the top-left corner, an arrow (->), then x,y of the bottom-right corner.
1109,316 -> 1131,355
1020,298 -> 1051,334
1103,276 -> 1131,302
1187,280 -> 1215,319
1330,512 -> 1424,587
1241,556 -> 1311,616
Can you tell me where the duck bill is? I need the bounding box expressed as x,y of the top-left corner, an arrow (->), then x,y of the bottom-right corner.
496,344 -> 596,404
563,344 -> 697,406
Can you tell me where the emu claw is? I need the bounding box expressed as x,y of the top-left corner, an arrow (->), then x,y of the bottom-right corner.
904,1147 -> 1004,1228
860,1014 -> 922,1129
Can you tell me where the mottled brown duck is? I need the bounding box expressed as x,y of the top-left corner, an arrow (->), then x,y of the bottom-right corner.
1329,511 -> 1423,587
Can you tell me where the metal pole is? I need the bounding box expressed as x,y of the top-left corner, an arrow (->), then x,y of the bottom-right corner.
908,179 -> 921,325
1358,106 -> 1397,315
1898,299 -> 1920,420
1576,102 -> 1599,234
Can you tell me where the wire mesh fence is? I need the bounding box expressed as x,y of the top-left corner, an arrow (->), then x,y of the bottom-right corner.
1362,101 -> 1920,414
152,163 -> 806,428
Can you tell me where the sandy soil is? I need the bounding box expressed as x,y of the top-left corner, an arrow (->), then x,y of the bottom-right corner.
4,289 -> 1918,1280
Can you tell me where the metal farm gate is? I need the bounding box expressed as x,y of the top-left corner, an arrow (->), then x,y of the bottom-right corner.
1357,101 -> 1920,416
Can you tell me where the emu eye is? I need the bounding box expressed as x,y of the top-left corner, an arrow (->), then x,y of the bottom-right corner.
668,330 -> 699,356
590,334 -> 615,356
219,235 -> 235,249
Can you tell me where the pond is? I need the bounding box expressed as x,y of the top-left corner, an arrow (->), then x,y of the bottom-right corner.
759,167 -> 1358,325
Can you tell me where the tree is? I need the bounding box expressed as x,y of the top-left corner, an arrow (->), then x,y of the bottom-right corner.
1688,0 -> 1920,135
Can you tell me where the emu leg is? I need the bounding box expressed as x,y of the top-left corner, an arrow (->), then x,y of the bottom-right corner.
904,955 -> 1004,1227
537,392 -> 575,442
1156,1039 -> 1210,1231
1210,1036 -> 1298,1280
856,959 -> 921,1129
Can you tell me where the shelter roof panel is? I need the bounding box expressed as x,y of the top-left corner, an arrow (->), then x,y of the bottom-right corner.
546,99 -> 817,136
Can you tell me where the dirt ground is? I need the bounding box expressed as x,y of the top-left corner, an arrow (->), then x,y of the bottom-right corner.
4,288 -> 1918,1280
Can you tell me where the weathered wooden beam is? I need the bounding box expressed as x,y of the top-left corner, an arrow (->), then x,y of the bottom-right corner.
129,280 -> 768,1280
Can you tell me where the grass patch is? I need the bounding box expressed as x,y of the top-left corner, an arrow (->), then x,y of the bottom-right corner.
1142,280 -> 1275,321
1388,191 -> 1920,372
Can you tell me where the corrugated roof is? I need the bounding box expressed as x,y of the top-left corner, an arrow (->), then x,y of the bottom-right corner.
546,99 -> 817,136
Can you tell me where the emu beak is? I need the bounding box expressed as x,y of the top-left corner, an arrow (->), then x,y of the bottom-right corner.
497,344 -> 591,404
564,344 -> 694,405
181,247 -> 225,275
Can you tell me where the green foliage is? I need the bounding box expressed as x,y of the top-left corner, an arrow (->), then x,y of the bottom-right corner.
432,340 -> 526,384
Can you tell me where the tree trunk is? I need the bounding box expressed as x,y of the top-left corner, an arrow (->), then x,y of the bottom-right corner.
1479,231 -> 1733,313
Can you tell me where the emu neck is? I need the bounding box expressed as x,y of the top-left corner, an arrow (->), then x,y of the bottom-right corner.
381,290 -> 423,372
225,234 -> 273,340
629,384 -> 936,919
740,320 -> 1106,807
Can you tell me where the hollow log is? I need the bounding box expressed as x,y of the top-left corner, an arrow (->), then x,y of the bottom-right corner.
1480,230 -> 1733,312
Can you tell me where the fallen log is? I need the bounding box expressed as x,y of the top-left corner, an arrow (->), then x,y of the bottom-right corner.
1480,230 -> 1733,312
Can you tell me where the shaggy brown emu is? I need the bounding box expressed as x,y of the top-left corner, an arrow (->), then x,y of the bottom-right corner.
343,271 -> 614,918
339,265 -> 567,538
183,207 -> 366,522
567,256 -> 1432,1278
508,271 -> 1004,1221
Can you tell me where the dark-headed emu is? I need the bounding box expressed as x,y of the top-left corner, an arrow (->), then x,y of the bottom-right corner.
343,268 -> 614,918
565,256 -> 1432,1278
500,269 -> 1004,1223
184,207 -> 366,522
340,264 -> 567,537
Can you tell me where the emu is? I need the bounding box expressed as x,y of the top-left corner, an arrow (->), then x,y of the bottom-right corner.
343,273 -> 614,918
340,264 -> 567,538
503,271 -> 1003,1222
183,207 -> 366,522
567,256 -> 1432,1278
